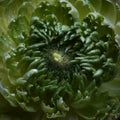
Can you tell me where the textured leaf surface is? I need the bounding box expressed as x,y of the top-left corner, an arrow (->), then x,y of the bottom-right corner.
0,0 -> 120,120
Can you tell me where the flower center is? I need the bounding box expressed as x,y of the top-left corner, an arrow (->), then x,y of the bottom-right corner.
52,51 -> 64,63
51,50 -> 70,67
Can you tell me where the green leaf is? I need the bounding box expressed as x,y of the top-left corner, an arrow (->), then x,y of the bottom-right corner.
8,15 -> 29,44
100,78 -> 120,98
100,0 -> 117,24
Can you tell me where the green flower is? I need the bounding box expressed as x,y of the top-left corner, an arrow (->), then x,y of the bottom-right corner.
0,0 -> 120,120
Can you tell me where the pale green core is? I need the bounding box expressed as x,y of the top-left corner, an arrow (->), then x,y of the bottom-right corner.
52,51 -> 64,63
